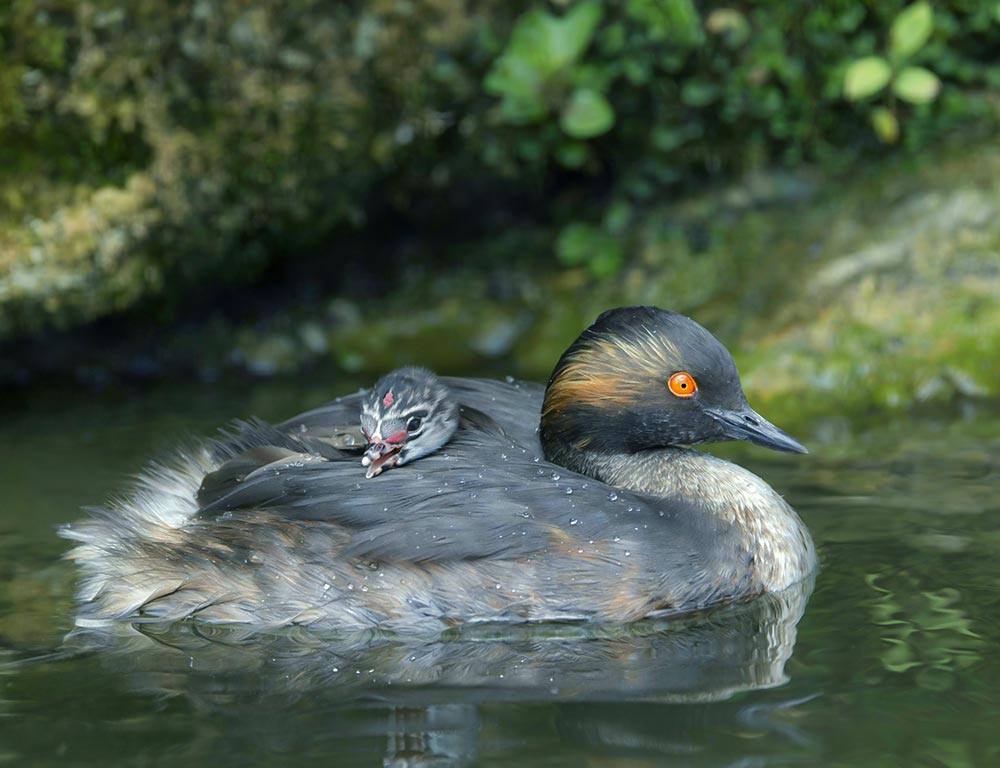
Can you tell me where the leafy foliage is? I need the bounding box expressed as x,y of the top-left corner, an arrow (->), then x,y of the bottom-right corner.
482,0 -> 999,276
843,2 -> 944,142
485,0 -> 606,128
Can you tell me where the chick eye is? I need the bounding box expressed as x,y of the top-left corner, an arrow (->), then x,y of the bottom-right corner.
406,417 -> 422,433
667,371 -> 697,398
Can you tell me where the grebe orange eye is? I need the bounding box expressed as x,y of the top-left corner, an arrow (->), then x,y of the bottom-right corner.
667,371 -> 697,398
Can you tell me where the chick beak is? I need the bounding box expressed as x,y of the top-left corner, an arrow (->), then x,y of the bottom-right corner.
362,441 -> 404,478
704,404 -> 808,455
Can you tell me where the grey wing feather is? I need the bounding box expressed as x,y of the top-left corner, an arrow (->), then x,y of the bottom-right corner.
196,418 -> 356,508
198,446 -> 317,507
276,391 -> 368,434
443,377 -> 544,448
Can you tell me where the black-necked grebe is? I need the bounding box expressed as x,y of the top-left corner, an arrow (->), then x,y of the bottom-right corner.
63,307 -> 816,632
360,367 -> 459,478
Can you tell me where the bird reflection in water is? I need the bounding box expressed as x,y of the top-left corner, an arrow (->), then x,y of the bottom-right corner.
68,577 -> 814,766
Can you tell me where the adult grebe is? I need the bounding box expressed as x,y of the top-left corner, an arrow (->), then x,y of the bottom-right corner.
63,307 -> 816,632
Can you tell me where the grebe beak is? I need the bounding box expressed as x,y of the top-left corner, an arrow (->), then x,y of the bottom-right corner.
704,405 -> 808,455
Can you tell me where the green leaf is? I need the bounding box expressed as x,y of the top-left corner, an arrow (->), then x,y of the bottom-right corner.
681,79 -> 720,106
626,0 -> 703,46
602,200 -> 633,235
588,243 -> 625,279
871,106 -> 899,144
483,56 -> 548,123
557,222 -> 598,266
546,0 -> 604,72
893,66 -> 941,104
890,2 -> 934,60
705,8 -> 750,47
483,0 -> 603,125
561,88 -> 615,138
843,56 -> 892,100
504,1 -> 602,75
556,222 -> 625,278
555,141 -> 591,169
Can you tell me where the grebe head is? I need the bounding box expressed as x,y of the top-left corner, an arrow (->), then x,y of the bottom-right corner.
361,366 -> 459,478
540,307 -> 806,465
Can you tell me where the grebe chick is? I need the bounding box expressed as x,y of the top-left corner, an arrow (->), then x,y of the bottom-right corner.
360,367 -> 459,478
64,306 -> 816,632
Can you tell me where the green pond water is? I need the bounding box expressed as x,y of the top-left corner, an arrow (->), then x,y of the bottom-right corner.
1,375 -> 999,767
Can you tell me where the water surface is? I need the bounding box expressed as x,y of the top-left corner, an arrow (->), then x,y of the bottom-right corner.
2,377 -> 998,766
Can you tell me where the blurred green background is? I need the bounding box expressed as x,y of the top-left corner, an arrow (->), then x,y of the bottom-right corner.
2,0 -> 999,420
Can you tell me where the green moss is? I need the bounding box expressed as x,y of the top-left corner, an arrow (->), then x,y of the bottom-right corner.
735,145 -> 1000,422
0,0 -> 521,334
0,174 -> 161,335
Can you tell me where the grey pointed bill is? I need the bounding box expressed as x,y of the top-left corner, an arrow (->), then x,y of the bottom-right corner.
704,405 -> 808,455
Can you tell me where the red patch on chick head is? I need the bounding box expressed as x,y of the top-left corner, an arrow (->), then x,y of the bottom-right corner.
382,390 -> 394,408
